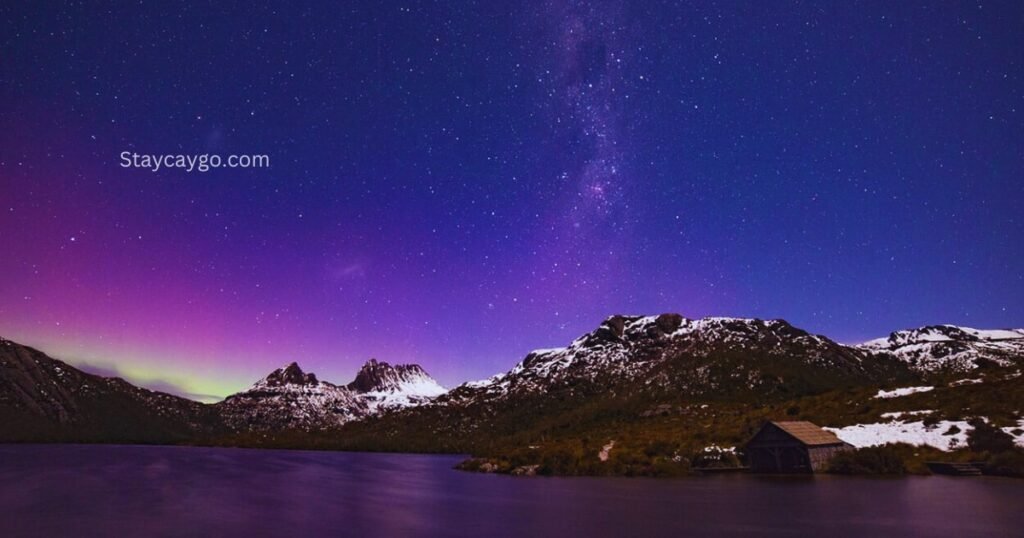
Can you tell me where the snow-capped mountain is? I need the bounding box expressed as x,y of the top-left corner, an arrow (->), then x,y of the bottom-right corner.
445,314 -> 909,405
216,359 -> 446,431
860,325 -> 1024,373
216,362 -> 371,431
348,359 -> 446,411
3,316 -> 1022,445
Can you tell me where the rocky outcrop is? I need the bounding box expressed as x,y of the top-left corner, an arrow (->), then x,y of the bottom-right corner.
262,362 -> 319,386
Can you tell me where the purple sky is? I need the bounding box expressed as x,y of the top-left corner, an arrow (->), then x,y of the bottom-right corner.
2,2 -> 1022,399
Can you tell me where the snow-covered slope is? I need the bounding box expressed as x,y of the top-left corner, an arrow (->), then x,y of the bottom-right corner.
860,325 -> 1024,373
826,418 -> 1024,451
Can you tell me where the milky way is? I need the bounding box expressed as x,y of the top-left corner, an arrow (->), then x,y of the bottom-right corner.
1,2 -> 1022,398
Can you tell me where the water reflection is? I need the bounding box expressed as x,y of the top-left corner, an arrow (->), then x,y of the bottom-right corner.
0,445 -> 1020,537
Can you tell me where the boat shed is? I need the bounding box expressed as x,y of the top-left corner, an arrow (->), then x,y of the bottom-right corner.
745,421 -> 853,473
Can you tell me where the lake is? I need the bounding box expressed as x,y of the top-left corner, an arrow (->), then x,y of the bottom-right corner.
0,445 -> 1020,537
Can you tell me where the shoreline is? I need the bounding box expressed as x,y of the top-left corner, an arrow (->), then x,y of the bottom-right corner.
4,442 -> 1020,480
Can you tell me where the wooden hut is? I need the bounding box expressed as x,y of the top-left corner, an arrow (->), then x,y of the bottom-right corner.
745,421 -> 853,473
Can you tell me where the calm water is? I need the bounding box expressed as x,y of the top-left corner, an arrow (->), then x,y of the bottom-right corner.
0,445 -> 1021,537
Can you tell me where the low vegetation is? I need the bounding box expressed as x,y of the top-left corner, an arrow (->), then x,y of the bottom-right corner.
984,450 -> 1024,478
827,445 -> 907,475
965,420 -> 1024,478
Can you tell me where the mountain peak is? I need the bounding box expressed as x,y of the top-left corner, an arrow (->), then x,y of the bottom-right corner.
348,358 -> 444,396
260,362 -> 319,387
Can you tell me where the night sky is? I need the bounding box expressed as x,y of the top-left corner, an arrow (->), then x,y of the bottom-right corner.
1,2 -> 1022,400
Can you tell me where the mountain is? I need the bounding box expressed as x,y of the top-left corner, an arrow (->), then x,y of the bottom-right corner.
216,363 -> 370,432
215,359 -> 446,432
0,338 -> 221,442
860,325 -> 1024,373
448,315 -> 911,405
348,359 -> 446,411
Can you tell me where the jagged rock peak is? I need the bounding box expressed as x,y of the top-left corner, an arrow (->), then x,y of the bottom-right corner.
347,358 -> 442,395
260,362 -> 319,387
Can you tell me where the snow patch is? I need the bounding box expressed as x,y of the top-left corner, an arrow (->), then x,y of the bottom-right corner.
880,410 -> 934,419
1003,419 -> 1024,448
959,328 -> 1024,341
950,378 -> 983,387
826,420 -> 970,451
874,386 -> 934,399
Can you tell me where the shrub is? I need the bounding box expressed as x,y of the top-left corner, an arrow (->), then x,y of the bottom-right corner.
984,450 -> 1024,478
649,457 -> 691,477
537,447 -> 582,476
827,446 -> 906,475
644,440 -> 679,458
967,419 -> 1015,454
609,446 -> 648,475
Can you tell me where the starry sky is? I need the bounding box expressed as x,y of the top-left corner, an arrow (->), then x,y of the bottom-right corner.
1,2 -> 1022,400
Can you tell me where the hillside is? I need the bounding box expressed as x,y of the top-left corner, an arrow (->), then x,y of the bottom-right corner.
0,338 -> 221,443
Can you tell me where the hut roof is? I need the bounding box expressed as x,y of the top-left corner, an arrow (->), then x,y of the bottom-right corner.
770,421 -> 844,446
